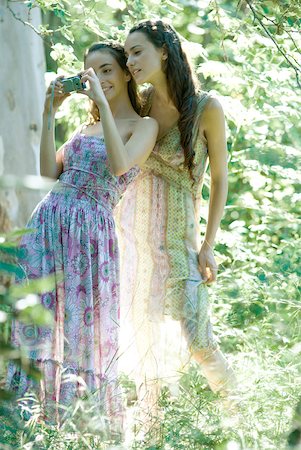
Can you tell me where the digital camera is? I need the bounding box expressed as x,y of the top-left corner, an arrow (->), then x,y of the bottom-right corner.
61,75 -> 86,93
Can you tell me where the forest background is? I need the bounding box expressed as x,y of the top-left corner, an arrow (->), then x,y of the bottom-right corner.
0,0 -> 300,449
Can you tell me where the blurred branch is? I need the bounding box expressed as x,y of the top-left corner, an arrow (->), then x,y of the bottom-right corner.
0,175 -> 55,192
254,8 -> 301,61
6,0 -> 42,36
6,0 -> 55,47
244,0 -> 301,89
213,1 -> 228,63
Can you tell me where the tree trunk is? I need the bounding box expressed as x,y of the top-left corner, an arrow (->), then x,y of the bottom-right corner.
0,0 -> 45,227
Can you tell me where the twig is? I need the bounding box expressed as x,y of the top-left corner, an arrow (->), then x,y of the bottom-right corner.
245,0 -> 301,89
6,0 -> 56,49
213,0 -> 228,63
6,0 -> 42,36
255,9 -> 301,58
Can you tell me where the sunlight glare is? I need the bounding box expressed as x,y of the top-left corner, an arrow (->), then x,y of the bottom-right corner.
16,294 -> 39,311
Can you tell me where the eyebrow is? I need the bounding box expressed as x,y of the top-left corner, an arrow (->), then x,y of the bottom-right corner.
125,45 -> 142,55
99,63 -> 112,69
129,45 -> 142,51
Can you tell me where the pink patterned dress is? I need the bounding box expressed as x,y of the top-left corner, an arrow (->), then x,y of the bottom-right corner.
7,131 -> 139,428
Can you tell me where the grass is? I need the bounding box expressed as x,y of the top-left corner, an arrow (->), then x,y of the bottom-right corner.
1,235 -> 300,449
1,332 -> 300,449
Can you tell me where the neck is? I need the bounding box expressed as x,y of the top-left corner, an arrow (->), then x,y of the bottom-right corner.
108,91 -> 135,118
150,73 -> 176,109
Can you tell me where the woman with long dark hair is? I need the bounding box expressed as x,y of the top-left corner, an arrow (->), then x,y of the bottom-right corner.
7,42 -> 158,433
117,20 -> 236,415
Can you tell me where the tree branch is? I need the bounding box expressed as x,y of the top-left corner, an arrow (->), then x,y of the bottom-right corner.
244,0 -> 301,89
213,0 -> 228,63
6,0 -> 56,49
6,1 -> 42,36
254,9 -> 301,59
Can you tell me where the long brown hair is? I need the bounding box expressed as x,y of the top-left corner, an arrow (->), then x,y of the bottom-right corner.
129,20 -> 200,177
84,42 -> 140,124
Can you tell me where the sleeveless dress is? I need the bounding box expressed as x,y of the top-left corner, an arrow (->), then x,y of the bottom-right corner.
7,131 -> 139,428
116,90 -> 218,407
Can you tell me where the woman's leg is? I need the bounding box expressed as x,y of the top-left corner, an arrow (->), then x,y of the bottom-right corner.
192,347 -> 236,395
181,281 -> 236,397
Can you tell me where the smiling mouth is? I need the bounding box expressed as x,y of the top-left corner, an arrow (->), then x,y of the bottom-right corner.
102,86 -> 112,93
132,69 -> 141,76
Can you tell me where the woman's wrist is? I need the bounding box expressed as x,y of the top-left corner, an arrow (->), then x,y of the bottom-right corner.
201,239 -> 214,250
42,110 -> 56,132
96,99 -> 110,114
43,106 -> 57,118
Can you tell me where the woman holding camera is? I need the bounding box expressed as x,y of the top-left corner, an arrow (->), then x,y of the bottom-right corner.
7,42 -> 158,433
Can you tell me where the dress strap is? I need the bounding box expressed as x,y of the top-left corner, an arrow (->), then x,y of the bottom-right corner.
192,91 -> 212,145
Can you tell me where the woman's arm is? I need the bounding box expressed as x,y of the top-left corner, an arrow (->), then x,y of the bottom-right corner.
40,78 -> 70,179
198,97 -> 228,284
98,106 -> 158,175
81,69 -> 158,176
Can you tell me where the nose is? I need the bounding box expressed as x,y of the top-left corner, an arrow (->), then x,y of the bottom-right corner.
126,54 -> 134,68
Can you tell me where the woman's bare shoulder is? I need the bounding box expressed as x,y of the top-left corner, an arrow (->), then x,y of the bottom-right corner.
202,96 -> 225,124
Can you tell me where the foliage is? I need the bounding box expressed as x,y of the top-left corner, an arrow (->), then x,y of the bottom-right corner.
0,225 -> 55,448
2,0 -> 301,448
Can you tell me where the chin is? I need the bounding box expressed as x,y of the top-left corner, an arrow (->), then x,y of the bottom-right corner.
132,72 -> 145,84
136,77 -> 148,85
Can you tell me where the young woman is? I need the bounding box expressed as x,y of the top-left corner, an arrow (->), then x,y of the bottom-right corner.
118,20 -> 236,413
7,42 -> 158,431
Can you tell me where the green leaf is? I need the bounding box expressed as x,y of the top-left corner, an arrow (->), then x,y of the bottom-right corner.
26,365 -> 43,381
60,26 -> 75,43
53,8 -> 65,18
0,341 -> 20,358
0,389 -> 15,401
9,274 -> 58,298
17,304 -> 54,326
0,228 -> 36,241
0,262 -> 24,278
12,358 -> 43,381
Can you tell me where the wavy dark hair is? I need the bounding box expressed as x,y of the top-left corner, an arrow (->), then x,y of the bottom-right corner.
129,20 -> 200,177
84,42 -> 140,124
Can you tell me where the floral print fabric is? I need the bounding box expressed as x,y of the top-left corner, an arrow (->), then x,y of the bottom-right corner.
7,132 -> 139,429
115,92 -> 218,417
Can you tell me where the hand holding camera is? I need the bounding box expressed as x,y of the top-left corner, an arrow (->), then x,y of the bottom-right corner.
44,76 -> 71,115
79,68 -> 109,109
44,70 -> 106,118
61,75 -> 86,93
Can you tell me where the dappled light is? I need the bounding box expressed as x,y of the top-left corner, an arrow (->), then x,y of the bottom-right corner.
0,1 -> 300,449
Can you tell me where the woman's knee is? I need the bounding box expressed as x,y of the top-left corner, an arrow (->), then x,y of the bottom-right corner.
191,346 -> 220,363
180,317 -> 217,354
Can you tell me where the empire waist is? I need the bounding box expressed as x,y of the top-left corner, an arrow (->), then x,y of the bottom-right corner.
52,180 -> 122,212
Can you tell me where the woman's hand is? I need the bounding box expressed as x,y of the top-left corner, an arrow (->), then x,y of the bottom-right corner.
198,241 -> 218,284
80,68 -> 108,109
44,76 -> 70,115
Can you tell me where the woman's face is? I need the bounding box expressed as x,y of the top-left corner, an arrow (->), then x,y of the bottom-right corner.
84,50 -> 129,101
125,31 -> 166,85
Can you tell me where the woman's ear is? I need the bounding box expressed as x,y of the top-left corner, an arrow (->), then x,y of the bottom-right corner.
162,44 -> 168,61
125,72 -> 132,82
